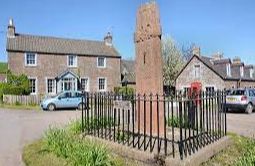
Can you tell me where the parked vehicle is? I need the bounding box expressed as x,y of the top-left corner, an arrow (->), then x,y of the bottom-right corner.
225,88 -> 255,114
41,91 -> 86,111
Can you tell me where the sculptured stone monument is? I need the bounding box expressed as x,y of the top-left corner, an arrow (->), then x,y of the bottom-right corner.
134,2 -> 164,135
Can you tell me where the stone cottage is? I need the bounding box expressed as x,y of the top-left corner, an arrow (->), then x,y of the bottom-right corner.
175,47 -> 255,92
6,19 -> 121,95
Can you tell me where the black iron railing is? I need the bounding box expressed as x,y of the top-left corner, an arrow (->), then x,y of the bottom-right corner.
81,90 -> 227,159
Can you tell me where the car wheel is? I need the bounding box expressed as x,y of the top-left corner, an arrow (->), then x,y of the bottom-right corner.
245,103 -> 253,114
47,103 -> 56,111
78,103 -> 85,110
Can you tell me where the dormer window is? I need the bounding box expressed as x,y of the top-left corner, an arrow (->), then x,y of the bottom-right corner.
240,66 -> 244,77
226,63 -> 231,76
250,68 -> 254,78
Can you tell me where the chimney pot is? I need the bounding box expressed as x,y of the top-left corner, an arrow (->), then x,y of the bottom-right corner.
104,32 -> 112,47
233,57 -> 241,64
7,18 -> 15,38
192,46 -> 200,56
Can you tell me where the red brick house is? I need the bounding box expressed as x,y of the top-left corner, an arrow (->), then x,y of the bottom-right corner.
6,19 -> 121,95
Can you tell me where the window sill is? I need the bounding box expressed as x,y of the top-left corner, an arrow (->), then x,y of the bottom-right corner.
25,65 -> 37,67
68,66 -> 78,68
97,66 -> 106,69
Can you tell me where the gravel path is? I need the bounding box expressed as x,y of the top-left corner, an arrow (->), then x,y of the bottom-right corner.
0,109 -> 80,166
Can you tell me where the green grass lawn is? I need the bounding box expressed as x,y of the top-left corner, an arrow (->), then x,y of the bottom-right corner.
0,62 -> 7,73
201,133 -> 255,166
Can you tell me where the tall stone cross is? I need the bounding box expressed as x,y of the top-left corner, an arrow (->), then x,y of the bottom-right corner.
134,2 -> 164,135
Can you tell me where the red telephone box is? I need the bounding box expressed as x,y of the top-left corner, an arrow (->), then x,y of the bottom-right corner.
190,81 -> 202,105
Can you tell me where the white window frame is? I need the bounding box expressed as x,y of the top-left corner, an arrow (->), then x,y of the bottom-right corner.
240,66 -> 244,77
250,69 -> 254,78
25,53 -> 37,66
194,64 -> 200,78
67,55 -> 77,67
29,77 -> 37,95
97,57 -> 106,68
80,77 -> 89,92
226,63 -> 231,77
45,77 -> 56,95
98,77 -> 107,92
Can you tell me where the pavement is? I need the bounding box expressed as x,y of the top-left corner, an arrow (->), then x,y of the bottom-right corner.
0,109 -> 80,166
0,108 -> 255,166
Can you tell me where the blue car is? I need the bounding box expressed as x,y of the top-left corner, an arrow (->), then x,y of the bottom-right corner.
41,91 -> 85,111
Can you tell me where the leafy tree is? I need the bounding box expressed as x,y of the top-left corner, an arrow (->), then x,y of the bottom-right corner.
161,36 -> 185,86
0,71 -> 30,101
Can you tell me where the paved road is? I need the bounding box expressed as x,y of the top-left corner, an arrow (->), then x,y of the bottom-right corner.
0,109 -> 254,166
0,109 -> 80,166
227,111 -> 255,138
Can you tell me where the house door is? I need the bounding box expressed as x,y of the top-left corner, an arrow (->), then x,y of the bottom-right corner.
56,70 -> 79,93
62,78 -> 76,91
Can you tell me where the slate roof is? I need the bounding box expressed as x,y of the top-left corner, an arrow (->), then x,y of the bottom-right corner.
121,60 -> 135,83
177,55 -> 255,81
6,33 -> 120,57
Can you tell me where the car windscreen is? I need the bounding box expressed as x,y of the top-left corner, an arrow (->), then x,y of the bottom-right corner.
230,90 -> 245,96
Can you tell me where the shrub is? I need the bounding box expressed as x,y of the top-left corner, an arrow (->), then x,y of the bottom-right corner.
84,117 -> 115,131
0,71 -> 30,101
114,87 -> 135,96
168,115 -> 190,128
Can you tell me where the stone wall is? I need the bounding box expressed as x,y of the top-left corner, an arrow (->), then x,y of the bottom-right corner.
8,52 -> 121,95
176,56 -> 225,90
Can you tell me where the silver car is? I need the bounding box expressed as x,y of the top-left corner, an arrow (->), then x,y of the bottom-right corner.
41,91 -> 86,111
225,88 -> 255,114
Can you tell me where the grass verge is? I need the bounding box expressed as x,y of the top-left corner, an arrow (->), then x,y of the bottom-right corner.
22,119 -> 131,166
23,139 -> 69,166
0,103 -> 40,110
202,133 -> 255,166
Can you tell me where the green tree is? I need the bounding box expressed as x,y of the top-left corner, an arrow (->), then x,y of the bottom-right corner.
0,71 -> 30,101
161,36 -> 185,86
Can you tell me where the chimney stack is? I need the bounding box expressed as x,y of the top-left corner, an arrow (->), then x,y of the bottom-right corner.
212,52 -> 223,60
104,32 -> 112,47
7,18 -> 15,38
232,57 -> 241,64
192,46 -> 200,56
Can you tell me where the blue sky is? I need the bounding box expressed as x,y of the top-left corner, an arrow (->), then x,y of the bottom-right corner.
0,0 -> 255,64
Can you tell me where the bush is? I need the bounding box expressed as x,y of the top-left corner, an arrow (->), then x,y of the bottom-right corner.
114,86 -> 134,96
168,115 -> 190,128
0,71 -> 30,101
